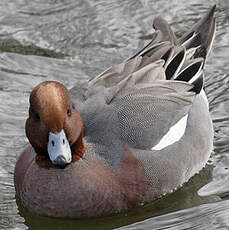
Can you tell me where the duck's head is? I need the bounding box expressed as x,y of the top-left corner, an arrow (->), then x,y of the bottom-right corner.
26,81 -> 85,167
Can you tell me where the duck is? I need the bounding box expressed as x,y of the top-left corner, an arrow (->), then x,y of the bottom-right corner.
14,6 -> 216,218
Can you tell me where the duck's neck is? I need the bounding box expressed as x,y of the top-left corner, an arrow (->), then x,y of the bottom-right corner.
71,131 -> 86,162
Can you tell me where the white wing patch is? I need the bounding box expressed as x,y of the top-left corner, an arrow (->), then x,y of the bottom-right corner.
152,114 -> 188,150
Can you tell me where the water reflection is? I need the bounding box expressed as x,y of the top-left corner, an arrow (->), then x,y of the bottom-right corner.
119,200 -> 229,230
0,0 -> 229,229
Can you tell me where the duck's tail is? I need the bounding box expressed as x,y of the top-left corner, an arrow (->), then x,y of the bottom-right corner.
131,5 -> 216,62
178,5 -> 216,60
128,5 -> 216,94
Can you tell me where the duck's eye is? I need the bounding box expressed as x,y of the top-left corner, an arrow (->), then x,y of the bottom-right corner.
67,108 -> 71,117
34,113 -> 40,122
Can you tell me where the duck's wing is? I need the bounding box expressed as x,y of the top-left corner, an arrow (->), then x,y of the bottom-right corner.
80,55 -> 203,150
110,78 -> 197,150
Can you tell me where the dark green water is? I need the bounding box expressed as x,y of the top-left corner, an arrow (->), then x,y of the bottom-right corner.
0,0 -> 229,229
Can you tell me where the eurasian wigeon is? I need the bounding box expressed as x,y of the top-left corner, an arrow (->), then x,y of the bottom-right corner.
14,6 -> 216,217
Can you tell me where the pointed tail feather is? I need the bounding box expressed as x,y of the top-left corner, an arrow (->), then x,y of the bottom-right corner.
178,5 -> 216,60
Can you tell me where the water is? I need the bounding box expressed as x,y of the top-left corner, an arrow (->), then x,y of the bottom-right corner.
0,0 -> 229,229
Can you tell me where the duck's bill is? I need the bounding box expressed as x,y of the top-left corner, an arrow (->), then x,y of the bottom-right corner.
48,130 -> 72,167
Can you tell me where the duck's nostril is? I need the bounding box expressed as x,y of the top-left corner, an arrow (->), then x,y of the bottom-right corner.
51,140 -> 55,146
63,139 -> 65,145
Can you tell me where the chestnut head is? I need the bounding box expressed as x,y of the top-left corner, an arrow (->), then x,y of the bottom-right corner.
26,81 -> 84,167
